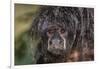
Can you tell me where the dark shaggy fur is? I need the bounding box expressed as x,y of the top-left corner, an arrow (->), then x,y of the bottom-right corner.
30,6 -> 94,64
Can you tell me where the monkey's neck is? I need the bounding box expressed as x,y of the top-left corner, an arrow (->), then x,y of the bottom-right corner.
43,51 -> 67,63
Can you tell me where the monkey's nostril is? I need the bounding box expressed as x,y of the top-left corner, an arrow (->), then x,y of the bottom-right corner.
49,41 -> 52,45
59,40 -> 63,44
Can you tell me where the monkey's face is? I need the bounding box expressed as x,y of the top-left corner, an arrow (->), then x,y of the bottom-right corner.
46,25 -> 67,55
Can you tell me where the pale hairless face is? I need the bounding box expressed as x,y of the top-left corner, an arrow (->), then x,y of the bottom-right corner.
46,25 -> 67,55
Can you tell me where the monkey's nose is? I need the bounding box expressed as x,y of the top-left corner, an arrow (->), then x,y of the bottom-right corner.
52,39 -> 60,45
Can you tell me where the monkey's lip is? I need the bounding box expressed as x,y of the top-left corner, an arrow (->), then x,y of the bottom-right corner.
48,49 -> 66,55
49,44 -> 64,49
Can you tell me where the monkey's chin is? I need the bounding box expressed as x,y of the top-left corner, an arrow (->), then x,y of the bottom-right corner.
47,49 -> 66,56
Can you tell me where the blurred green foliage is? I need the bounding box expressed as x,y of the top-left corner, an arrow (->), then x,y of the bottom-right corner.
15,4 -> 40,65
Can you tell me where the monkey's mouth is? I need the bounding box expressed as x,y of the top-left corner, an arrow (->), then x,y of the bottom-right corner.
47,45 -> 66,55
48,48 -> 66,55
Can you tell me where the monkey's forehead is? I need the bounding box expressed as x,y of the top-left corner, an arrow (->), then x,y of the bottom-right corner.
38,22 -> 65,31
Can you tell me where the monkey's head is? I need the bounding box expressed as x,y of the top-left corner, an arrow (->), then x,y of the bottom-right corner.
32,7 -> 79,55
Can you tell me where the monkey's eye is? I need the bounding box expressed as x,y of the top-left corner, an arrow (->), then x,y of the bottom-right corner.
60,29 -> 65,34
47,30 -> 54,35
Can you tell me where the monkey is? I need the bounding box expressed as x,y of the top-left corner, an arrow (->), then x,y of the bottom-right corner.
30,6 -> 94,64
